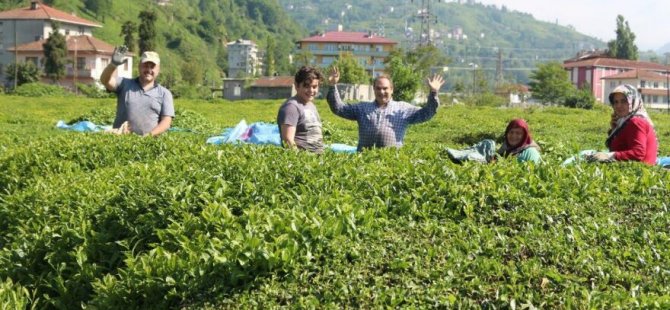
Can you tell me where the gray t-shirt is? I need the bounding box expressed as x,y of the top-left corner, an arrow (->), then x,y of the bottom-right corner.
277,97 -> 324,153
113,77 -> 175,135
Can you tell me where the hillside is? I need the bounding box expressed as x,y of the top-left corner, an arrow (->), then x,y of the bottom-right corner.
2,0 -> 306,84
279,0 -> 606,85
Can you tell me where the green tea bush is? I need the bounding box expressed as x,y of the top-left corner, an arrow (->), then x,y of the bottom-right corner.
2,98 -> 670,309
76,83 -> 114,99
14,82 -> 69,97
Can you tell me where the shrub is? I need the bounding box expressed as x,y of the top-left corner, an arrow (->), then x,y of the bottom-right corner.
563,88 -> 595,109
14,82 -> 69,97
76,83 -> 114,99
462,92 -> 506,107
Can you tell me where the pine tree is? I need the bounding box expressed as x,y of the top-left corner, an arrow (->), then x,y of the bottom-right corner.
607,15 -> 638,60
138,10 -> 157,53
121,21 -> 137,52
43,23 -> 67,83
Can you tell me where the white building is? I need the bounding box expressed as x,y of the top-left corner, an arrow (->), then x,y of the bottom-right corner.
226,39 -> 261,78
0,1 -> 130,87
602,69 -> 670,110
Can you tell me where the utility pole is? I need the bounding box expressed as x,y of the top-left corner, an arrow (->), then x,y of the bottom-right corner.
73,37 -> 77,94
412,0 -> 440,47
14,19 -> 18,89
495,48 -> 503,89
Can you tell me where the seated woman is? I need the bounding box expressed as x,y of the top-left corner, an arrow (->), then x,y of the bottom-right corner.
497,118 -> 542,163
446,118 -> 541,164
587,85 -> 657,165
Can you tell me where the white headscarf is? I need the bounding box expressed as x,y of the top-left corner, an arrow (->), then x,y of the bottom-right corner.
606,84 -> 654,148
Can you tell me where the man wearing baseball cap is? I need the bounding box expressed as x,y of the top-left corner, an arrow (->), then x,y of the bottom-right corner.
101,46 -> 174,136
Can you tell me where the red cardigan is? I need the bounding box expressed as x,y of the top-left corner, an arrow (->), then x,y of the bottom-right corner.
609,117 -> 658,165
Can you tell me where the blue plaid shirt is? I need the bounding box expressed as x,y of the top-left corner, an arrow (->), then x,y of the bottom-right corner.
327,86 -> 439,151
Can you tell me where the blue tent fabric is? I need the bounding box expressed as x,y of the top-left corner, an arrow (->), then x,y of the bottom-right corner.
207,120 -> 356,153
247,122 -> 282,146
56,120 -> 110,132
658,157 -> 670,167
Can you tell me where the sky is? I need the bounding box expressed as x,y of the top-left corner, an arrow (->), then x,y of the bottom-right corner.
476,0 -> 669,51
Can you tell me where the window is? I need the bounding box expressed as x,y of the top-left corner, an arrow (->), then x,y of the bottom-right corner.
77,57 -> 85,70
610,81 -> 615,87
26,57 -> 38,66
640,80 -> 646,88
653,95 -> 659,103
309,43 -> 318,51
79,26 -> 85,34
101,58 -> 109,67
123,62 -> 128,71
654,82 -> 659,88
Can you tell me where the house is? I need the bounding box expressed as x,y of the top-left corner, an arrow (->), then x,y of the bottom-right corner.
0,1 -> 130,87
222,76 -> 295,100
601,69 -> 670,109
563,53 -> 670,105
295,26 -> 397,78
226,39 -> 262,78
221,76 -> 374,102
8,34 -> 132,88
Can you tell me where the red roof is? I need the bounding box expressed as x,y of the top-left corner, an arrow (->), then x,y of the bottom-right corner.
563,56 -> 670,71
251,76 -> 294,88
0,2 -> 100,27
601,69 -> 668,81
299,31 -> 397,45
8,35 -> 119,54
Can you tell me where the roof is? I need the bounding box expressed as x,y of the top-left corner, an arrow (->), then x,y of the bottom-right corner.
563,56 -> 670,71
0,2 -> 101,27
226,39 -> 256,46
640,88 -> 670,96
601,69 -> 668,81
299,31 -> 397,45
251,76 -> 294,88
8,35 -> 119,54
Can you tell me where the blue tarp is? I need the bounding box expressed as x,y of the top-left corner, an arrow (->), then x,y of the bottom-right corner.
207,120 -> 356,153
562,150 -> 670,168
56,120 -> 110,132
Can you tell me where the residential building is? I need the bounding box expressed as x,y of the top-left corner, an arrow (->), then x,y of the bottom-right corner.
295,28 -> 397,78
563,53 -> 670,106
8,34 -> 132,88
221,76 -> 374,102
222,76 -> 295,100
601,69 -> 670,109
227,39 -> 261,78
0,1 -> 109,85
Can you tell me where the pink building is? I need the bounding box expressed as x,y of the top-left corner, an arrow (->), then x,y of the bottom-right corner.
563,53 -> 670,104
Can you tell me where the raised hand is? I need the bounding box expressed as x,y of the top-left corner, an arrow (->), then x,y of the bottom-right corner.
427,74 -> 445,93
111,46 -> 128,66
328,66 -> 340,85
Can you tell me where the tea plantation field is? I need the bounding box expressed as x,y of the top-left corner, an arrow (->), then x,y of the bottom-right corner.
1,95 -> 670,308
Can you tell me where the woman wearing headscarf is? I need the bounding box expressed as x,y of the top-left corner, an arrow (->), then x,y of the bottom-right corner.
587,84 -> 657,165
497,118 -> 541,163
445,118 -> 541,164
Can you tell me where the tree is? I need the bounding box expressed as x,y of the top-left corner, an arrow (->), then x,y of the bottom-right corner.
331,52 -> 368,84
386,53 -> 422,102
607,15 -> 638,60
404,45 -> 449,78
181,61 -> 203,86
291,50 -> 314,71
265,36 -> 277,76
5,62 -> 40,87
43,23 -> 67,83
138,10 -> 157,53
121,21 -> 137,52
528,62 -> 574,104
84,0 -> 111,22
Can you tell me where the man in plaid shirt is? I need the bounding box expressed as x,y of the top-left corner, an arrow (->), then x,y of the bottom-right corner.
326,67 -> 445,151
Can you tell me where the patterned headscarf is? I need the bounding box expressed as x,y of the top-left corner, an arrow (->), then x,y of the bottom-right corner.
606,84 -> 654,148
497,118 -> 540,157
